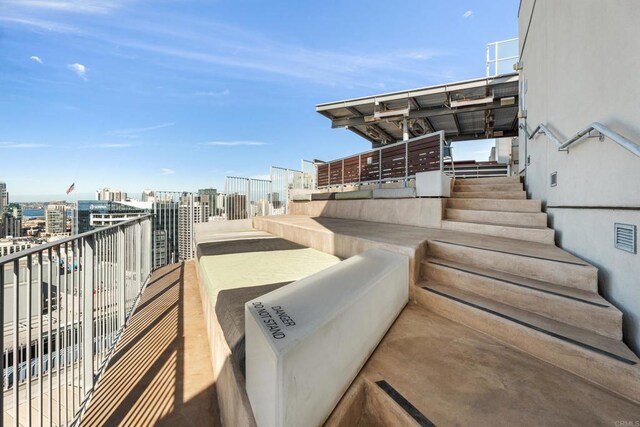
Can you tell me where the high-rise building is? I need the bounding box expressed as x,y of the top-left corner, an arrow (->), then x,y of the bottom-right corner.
226,194 -> 247,220
0,182 -> 8,212
76,200 -> 149,234
96,188 -> 128,202
45,203 -> 67,235
177,189 -> 217,260
141,189 -> 155,202
1,203 -> 23,238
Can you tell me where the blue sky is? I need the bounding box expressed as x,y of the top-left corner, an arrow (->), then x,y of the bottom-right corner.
0,0 -> 518,202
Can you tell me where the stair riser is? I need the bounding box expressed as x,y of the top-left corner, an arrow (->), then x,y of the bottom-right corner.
454,176 -> 521,185
427,241 -> 598,291
445,209 -> 548,227
454,184 -> 523,192
446,198 -> 542,213
423,263 -> 622,339
452,192 -> 526,199
415,288 -> 640,404
441,221 -> 555,244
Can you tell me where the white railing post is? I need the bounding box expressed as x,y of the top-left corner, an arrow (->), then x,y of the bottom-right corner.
135,221 -> 142,292
82,235 -> 95,396
117,227 -> 126,328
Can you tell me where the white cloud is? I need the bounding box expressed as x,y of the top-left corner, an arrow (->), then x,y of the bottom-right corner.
30,55 -> 43,64
85,143 -> 132,148
463,10 -> 473,18
161,168 -> 174,175
67,63 -> 87,80
108,122 -> 174,137
0,16 -> 79,33
195,89 -> 230,97
0,142 -> 49,148
201,140 -> 267,147
3,0 -> 133,14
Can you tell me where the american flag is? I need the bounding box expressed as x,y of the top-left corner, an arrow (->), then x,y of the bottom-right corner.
66,182 -> 75,195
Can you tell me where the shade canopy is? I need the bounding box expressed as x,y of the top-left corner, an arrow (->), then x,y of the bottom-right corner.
317,73 -> 519,146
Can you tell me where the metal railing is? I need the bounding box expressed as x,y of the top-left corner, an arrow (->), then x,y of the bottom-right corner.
0,215 -> 152,426
487,38 -> 519,77
316,131 -> 445,189
224,177 -> 274,219
524,122 -> 640,158
443,161 -> 509,178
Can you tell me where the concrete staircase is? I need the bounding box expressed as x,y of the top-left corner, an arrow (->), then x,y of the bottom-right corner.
419,176 -> 640,403
443,176 -> 555,244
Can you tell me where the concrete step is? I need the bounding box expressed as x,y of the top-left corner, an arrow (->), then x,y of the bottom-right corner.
454,183 -> 523,192
422,258 -> 622,339
446,198 -> 542,213
454,176 -> 521,185
426,238 -> 598,292
451,191 -> 527,199
416,284 -> 640,404
445,208 -> 547,227
441,219 -> 555,244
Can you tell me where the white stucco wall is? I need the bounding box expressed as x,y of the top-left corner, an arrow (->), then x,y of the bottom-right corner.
519,0 -> 640,353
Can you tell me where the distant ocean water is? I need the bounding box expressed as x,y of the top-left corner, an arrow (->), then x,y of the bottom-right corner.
22,208 -> 73,218
23,208 -> 45,218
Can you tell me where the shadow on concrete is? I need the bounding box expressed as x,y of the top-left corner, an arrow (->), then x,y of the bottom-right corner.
80,262 -> 220,427
197,237 -> 307,258
216,282 -> 291,377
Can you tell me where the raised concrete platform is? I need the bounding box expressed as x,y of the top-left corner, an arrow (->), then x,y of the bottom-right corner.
193,224 -> 341,426
245,249 -> 408,426
252,215 -> 591,295
290,198 -> 444,229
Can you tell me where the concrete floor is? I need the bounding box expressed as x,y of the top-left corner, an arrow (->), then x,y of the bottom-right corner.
337,304 -> 640,426
81,262 -> 220,427
254,215 -> 586,264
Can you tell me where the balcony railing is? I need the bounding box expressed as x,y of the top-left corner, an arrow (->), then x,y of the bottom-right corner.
486,38 -> 519,77
316,131 -> 445,189
0,215 -> 152,426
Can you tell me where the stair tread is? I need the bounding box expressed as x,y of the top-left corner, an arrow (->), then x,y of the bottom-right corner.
453,190 -> 525,194
446,208 -> 545,217
428,233 -> 591,266
442,218 -> 551,230
446,198 -> 542,213
420,282 -> 640,365
424,257 -> 613,308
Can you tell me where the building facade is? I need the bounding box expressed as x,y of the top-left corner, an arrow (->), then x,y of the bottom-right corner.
77,200 -> 149,234
96,187 -> 128,202
45,203 -> 67,236
0,182 -> 7,212
1,203 -> 23,238
518,0 -> 640,352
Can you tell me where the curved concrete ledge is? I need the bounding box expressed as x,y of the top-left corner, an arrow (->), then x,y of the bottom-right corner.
245,249 -> 409,426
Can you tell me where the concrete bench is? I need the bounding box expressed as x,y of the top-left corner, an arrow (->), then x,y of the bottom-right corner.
334,189 -> 373,200
245,248 -> 409,427
311,192 -> 336,201
372,187 -> 416,199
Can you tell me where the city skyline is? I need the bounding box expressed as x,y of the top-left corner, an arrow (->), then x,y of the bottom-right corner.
1,1 -> 518,200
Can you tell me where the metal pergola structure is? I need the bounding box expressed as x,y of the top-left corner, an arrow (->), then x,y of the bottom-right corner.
316,73 -> 519,147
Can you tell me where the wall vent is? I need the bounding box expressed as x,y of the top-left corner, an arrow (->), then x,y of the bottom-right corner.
614,223 -> 637,254
550,172 -> 557,187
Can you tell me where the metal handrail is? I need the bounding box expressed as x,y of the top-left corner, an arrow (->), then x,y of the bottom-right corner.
524,122 -> 640,157
0,214 -> 152,265
0,214 -> 153,426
